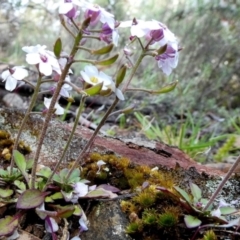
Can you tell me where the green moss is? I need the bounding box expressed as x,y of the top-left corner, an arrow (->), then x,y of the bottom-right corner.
142,209 -> 158,225
202,230 -> 217,240
126,221 -> 143,234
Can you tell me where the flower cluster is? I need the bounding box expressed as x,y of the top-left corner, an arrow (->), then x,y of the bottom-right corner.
120,19 -> 179,75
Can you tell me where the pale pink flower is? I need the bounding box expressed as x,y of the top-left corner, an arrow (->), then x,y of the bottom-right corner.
1,66 -> 28,91
82,3 -> 115,29
58,0 -> 82,19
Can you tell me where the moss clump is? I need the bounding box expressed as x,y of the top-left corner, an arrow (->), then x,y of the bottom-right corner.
158,212 -> 177,227
142,209 -> 158,225
202,230 -> 217,240
126,221 -> 143,234
133,186 -> 157,208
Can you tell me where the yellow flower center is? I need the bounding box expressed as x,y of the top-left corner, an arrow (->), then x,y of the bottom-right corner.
90,76 -> 99,84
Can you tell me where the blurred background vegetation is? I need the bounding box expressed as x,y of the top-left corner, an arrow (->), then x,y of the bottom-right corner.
1,0 -> 240,163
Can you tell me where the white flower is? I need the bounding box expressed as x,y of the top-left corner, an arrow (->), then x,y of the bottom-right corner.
59,75 -> 72,98
119,19 -> 160,38
74,182 -> 89,197
1,66 -> 28,91
22,45 -> 61,76
96,160 -> 106,174
44,97 -> 64,115
80,65 -> 114,91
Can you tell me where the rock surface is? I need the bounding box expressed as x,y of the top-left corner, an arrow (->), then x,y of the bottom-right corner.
1,108 -> 240,240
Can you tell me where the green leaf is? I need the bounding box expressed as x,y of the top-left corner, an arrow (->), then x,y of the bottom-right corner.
26,159 -> 34,170
53,38 -> 62,58
116,64 -> 127,87
14,180 -> 26,191
96,53 -> 119,66
92,43 -> 114,55
157,44 -> 167,55
45,192 -> 63,203
0,188 -> 13,198
174,186 -> 191,203
151,81 -> 178,94
0,169 -> 8,177
190,182 -> 202,202
37,167 -> 52,178
54,205 -> 75,218
68,168 -> 80,183
0,216 -> 18,236
73,205 -> 83,216
13,150 -> 26,174
184,215 -> 202,228
17,189 -> 49,209
220,207 -> 236,215
84,82 -> 103,96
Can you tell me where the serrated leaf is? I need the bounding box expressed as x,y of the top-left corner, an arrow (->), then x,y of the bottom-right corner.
184,215 -> 202,228
174,186 -> 191,203
220,206 -> 236,215
92,43 -> 114,55
84,82 -> 103,96
53,38 -> 62,58
68,168 -> 80,183
0,188 -> 13,198
190,182 -> 202,202
17,189 -> 48,209
13,150 -> 26,174
96,53 -> 119,66
0,216 -> 18,236
59,168 -> 69,179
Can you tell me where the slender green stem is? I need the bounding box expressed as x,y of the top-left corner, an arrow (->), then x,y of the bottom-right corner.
63,80 -> 82,93
60,15 -> 76,38
70,18 -> 80,32
22,79 -> 35,88
66,52 -> 146,180
76,46 -> 93,53
42,95 -> 87,191
9,74 -> 42,174
122,53 -> 145,92
41,79 -> 54,84
30,28 -> 83,189
82,35 -> 100,40
203,154 -> 240,211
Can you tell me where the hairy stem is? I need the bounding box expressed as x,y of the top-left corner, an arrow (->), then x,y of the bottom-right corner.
30,29 -> 83,189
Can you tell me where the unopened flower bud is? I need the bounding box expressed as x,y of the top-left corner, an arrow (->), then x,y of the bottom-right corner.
123,47 -> 133,56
